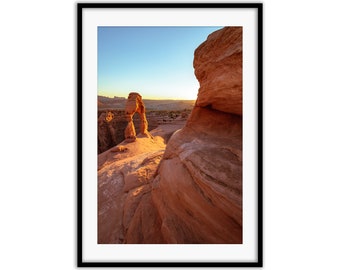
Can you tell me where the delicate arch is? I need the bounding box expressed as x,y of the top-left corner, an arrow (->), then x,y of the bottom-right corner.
124,92 -> 149,142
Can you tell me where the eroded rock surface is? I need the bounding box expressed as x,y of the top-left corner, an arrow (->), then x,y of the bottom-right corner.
151,106 -> 242,243
98,127 -> 181,244
124,92 -> 150,142
194,27 -> 242,115
98,111 -> 117,154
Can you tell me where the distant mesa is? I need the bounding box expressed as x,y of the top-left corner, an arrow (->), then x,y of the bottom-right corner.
98,95 -> 195,111
113,96 -> 126,100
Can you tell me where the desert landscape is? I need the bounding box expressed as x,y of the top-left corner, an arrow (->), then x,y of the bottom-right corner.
98,96 -> 194,154
97,27 -> 243,244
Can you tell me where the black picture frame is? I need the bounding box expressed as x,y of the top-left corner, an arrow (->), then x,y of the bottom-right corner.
77,2 -> 263,267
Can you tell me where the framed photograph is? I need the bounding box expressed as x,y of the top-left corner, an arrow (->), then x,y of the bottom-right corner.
77,2 -> 263,267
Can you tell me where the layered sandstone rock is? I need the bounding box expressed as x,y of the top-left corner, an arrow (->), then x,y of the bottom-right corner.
142,26 -> 243,243
151,106 -> 242,243
98,125 -> 184,244
194,27 -> 242,115
97,109 -> 164,154
124,92 -> 150,142
98,111 -> 117,154
98,27 -> 242,244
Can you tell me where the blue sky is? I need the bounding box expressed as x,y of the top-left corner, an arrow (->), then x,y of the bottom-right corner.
98,26 -> 223,100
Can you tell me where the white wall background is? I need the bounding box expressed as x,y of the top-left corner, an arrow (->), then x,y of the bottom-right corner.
0,0 -> 339,269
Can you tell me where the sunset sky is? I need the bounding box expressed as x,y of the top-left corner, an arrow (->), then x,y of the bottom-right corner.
97,26 -> 223,100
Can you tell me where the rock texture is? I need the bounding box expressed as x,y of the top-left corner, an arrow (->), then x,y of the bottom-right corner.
124,92 -> 150,142
97,109 -> 191,154
98,123 -> 185,244
98,27 -> 242,244
151,107 -> 242,243
194,27 -> 242,115
144,27 -> 243,243
98,111 -> 116,154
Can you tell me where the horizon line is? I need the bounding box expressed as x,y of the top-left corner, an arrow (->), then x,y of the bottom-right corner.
98,94 -> 196,101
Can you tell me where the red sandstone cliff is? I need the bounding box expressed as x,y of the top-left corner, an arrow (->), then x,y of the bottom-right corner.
194,27 -> 242,115
98,27 -> 242,244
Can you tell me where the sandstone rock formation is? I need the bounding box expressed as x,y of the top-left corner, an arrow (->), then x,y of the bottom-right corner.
146,27 -> 243,243
98,111 -> 116,154
98,127 -> 179,244
98,27 -> 243,244
151,107 -> 242,243
124,92 -> 150,142
97,109 -> 190,153
194,27 -> 242,115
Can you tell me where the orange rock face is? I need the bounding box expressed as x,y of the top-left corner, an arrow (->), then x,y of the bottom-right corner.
98,124 -> 185,244
98,111 -> 117,154
124,92 -> 149,142
194,27 -> 242,115
151,106 -> 242,243
151,26 -> 242,243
